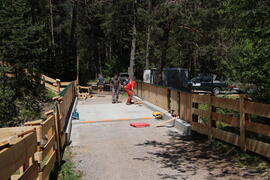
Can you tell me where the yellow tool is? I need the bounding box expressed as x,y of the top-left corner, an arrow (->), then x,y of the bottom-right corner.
152,112 -> 163,119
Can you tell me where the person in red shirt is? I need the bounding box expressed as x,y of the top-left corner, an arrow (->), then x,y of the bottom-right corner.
125,77 -> 135,105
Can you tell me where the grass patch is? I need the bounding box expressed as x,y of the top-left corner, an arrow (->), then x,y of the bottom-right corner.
46,90 -> 58,100
56,147 -> 82,180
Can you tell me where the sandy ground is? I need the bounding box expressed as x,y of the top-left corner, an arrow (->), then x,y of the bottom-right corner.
70,94 -> 269,180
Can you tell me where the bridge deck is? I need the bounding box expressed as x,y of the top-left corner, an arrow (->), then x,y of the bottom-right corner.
70,94 -> 263,180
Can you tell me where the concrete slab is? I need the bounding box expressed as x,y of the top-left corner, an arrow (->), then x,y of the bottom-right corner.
76,95 -> 154,122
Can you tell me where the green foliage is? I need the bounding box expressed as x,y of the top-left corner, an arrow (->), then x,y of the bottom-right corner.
0,65 -> 17,127
56,147 -> 82,180
0,0 -> 49,127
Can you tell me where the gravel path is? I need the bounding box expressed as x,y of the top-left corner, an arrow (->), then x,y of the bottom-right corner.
70,94 -> 269,180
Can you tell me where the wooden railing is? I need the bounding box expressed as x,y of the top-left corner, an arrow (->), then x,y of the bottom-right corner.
41,75 -> 71,93
0,81 -> 76,180
135,81 -> 270,158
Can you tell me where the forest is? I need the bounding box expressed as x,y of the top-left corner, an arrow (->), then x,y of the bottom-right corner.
0,0 -> 270,127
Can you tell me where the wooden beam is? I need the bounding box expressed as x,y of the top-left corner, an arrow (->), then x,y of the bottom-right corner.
212,96 -> 240,111
191,122 -> 208,135
35,134 -> 55,162
41,115 -> 55,138
40,151 -> 56,180
192,108 -> 208,119
0,133 -> 37,180
246,121 -> 270,137
246,138 -> 270,158
212,112 -> 240,127
212,128 -> 240,146
17,161 -> 39,180
192,94 -> 208,104
245,101 -> 270,118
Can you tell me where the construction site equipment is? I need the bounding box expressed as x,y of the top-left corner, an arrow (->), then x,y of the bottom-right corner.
152,112 -> 163,119
130,123 -> 150,128
154,118 -> 176,127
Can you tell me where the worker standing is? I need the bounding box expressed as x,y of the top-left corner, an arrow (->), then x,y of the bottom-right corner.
125,76 -> 135,105
110,74 -> 121,103
97,74 -> 104,96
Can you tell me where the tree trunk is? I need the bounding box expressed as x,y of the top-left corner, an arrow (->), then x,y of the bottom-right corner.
70,0 -> 78,61
98,43 -> 102,74
49,0 -> 55,57
129,0 -> 137,80
145,0 -> 151,70
158,12 -> 171,85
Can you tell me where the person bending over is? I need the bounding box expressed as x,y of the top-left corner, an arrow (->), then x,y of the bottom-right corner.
125,77 -> 135,105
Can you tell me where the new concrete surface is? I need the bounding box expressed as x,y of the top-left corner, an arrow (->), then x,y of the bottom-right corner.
71,95 -> 182,180
70,94 -> 267,180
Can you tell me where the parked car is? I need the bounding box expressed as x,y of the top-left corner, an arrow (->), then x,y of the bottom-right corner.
188,74 -> 227,94
119,72 -> 129,85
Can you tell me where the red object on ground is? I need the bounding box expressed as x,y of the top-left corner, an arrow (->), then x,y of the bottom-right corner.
130,122 -> 150,128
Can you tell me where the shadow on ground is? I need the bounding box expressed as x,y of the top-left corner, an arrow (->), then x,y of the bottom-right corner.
134,131 -> 269,180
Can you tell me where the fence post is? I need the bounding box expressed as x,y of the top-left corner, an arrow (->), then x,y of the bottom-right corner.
240,95 -> 246,151
188,93 -> 192,122
53,98 -> 61,166
208,93 -> 213,142
56,79 -> 61,93
177,92 -> 180,117
42,75 -> 45,86
168,89 -> 171,112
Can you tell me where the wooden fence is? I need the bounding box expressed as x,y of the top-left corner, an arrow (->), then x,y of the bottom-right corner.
135,81 -> 270,158
0,81 -> 76,180
41,75 -> 71,94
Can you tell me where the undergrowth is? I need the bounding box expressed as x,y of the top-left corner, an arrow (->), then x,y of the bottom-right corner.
56,147 -> 82,180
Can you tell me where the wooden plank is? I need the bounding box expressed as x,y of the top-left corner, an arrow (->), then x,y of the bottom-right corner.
192,108 -> 208,119
246,138 -> 270,158
212,96 -> 240,111
245,101 -> 270,118
40,151 -> 56,180
44,110 -> 53,117
212,128 -> 240,146
0,127 -> 35,140
0,133 -> 37,180
191,122 -> 208,135
0,140 -> 9,149
45,83 -> 58,93
24,120 -> 43,126
18,161 -> 39,180
192,94 -> 208,104
246,121 -> 270,137
36,135 -> 55,162
212,112 -> 240,127
41,115 -> 55,137
42,75 -> 56,84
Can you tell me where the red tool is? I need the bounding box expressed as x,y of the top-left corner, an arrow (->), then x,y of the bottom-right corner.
130,122 -> 150,128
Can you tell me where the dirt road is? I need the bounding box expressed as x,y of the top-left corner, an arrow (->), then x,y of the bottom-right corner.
70,94 -> 269,180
